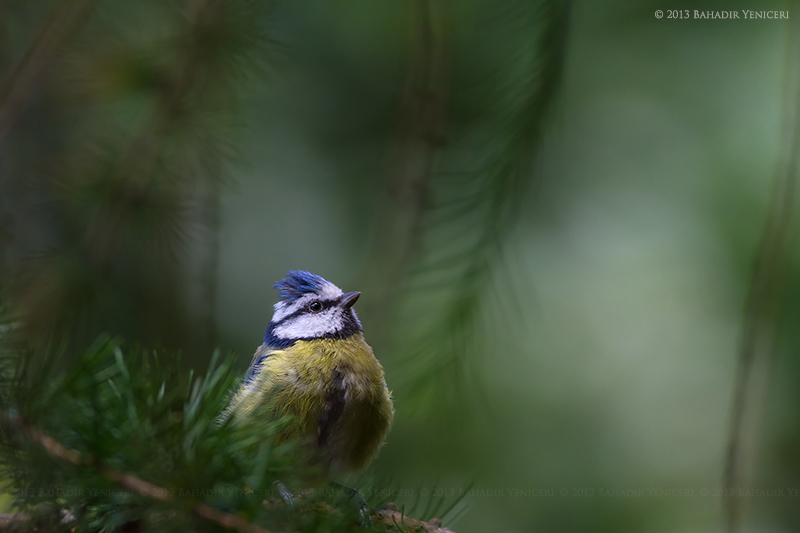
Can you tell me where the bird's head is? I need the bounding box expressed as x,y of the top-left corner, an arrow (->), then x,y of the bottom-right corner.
263,270 -> 363,348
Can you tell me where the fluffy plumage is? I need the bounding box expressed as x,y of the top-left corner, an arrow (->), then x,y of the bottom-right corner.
222,271 -> 394,475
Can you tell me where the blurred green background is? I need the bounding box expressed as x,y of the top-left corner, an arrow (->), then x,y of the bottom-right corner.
1,0 -> 799,532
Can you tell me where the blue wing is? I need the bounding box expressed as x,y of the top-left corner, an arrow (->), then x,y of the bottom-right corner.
244,343 -> 274,384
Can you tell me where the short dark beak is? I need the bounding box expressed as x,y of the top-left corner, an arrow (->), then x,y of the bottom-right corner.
340,291 -> 361,309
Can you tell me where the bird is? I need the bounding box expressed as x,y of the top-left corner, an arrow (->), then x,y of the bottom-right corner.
221,270 -> 394,481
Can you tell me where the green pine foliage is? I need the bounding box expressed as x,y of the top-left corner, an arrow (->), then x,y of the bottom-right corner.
2,0 -> 279,354
391,0 -> 571,414
0,336 -> 396,532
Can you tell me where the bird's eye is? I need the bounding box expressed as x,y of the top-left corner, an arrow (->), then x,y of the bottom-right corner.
309,301 -> 323,313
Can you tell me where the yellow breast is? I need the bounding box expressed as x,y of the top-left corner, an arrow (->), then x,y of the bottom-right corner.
226,334 -> 394,473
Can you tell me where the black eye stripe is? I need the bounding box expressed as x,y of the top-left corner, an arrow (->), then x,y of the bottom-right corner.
273,298 -> 340,325
263,295 -> 363,347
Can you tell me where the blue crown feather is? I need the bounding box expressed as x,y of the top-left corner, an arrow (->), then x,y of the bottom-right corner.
274,270 -> 328,302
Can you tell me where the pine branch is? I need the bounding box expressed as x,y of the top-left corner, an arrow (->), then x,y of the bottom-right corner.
78,0 -> 231,274
723,3 -> 800,531
0,0 -> 96,144
6,1 -> 277,349
363,0 -> 450,334
398,0 -> 571,413
383,0 -> 450,265
0,336 -> 461,532
2,413 -> 460,533
2,411 -> 275,533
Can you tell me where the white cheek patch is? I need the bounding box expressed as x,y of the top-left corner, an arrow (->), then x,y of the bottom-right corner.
273,307 -> 345,340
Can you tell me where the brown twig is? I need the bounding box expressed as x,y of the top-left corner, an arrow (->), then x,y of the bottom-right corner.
363,0 -> 450,332
722,6 -> 800,532
383,0 -> 450,256
0,513 -> 29,527
0,0 -> 96,144
6,415 -> 274,533
374,505 -> 456,533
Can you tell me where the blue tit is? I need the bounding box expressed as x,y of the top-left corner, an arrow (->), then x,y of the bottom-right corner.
221,270 -> 394,476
